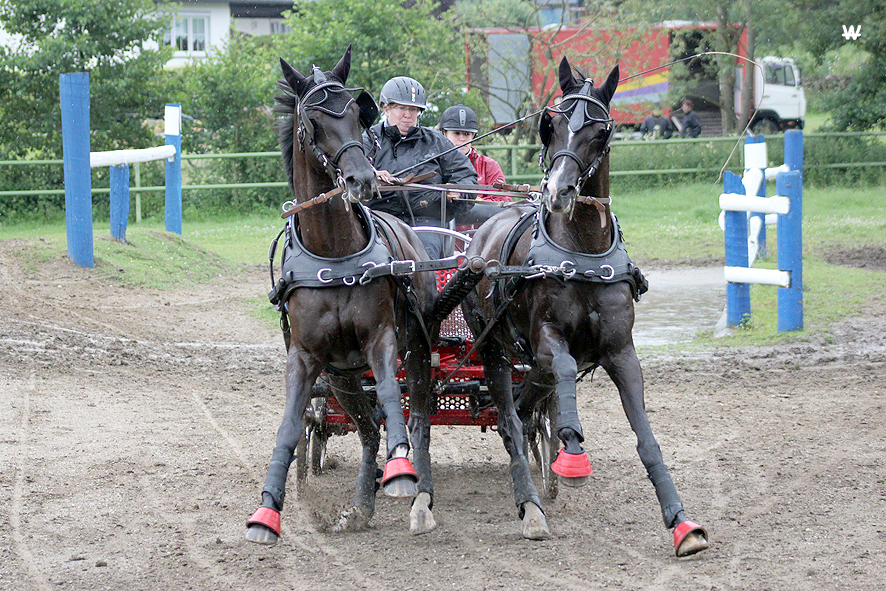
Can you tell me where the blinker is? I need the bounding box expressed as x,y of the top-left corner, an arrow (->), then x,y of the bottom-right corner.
568,77 -> 595,132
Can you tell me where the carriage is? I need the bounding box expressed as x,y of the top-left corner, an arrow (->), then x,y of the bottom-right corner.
291,229 -> 562,501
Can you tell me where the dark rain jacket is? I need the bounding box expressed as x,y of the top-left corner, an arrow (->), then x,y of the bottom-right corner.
363,123 -> 477,224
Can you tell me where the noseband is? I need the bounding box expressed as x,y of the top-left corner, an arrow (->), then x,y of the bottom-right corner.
540,79 -> 615,189
296,68 -> 371,185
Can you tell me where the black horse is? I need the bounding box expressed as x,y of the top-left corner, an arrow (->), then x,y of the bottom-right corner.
246,47 -> 437,543
461,56 -> 709,556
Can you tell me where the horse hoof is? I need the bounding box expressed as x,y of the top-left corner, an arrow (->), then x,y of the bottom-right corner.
382,458 -> 418,498
674,520 -> 709,557
333,506 -> 371,533
551,449 -> 592,487
521,503 -> 551,540
246,507 -> 281,544
245,524 -> 279,544
409,492 -> 437,535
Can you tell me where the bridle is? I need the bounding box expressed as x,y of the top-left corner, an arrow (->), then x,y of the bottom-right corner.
295,67 -> 375,191
539,78 -> 615,190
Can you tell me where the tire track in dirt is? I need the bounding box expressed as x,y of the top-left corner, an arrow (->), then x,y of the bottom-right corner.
9,370 -> 52,591
177,377 -> 380,591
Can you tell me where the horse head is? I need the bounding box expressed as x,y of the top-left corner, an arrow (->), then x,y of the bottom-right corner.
278,45 -> 379,203
538,57 -> 618,216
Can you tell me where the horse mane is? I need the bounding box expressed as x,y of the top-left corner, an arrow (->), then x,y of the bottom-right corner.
272,70 -> 345,195
273,79 -> 299,195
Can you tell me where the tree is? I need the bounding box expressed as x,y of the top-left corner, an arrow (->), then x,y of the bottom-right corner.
787,0 -> 885,131
0,0 -> 173,158
279,0 -> 466,126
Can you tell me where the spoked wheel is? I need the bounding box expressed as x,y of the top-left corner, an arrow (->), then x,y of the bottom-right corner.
295,396 -> 329,492
295,424 -> 311,494
310,419 -> 328,476
527,394 -> 559,499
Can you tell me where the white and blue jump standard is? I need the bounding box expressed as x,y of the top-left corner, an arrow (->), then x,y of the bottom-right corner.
719,130 -> 803,332
59,73 -> 181,267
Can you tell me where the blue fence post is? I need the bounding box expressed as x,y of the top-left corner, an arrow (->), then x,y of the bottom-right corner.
777,170 -> 803,331
723,171 -> 750,326
60,72 -> 94,268
165,103 -> 182,235
110,164 -> 130,242
784,129 -> 804,172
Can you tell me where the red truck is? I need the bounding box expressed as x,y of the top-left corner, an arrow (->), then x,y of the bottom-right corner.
466,22 -> 805,135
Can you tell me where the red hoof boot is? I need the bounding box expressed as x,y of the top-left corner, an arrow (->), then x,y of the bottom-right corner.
551,449 -> 592,487
246,507 -> 281,545
673,520 -> 709,557
382,458 -> 418,498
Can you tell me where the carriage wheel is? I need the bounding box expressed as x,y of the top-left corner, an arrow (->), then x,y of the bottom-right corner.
310,397 -> 329,475
535,395 -> 559,500
311,424 -> 328,475
295,425 -> 310,493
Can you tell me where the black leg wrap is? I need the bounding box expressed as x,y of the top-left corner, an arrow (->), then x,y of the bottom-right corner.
647,464 -> 684,528
413,446 -> 433,496
552,354 -> 583,442
261,446 -> 294,511
511,456 -> 542,518
378,383 -> 409,455
355,459 -> 379,510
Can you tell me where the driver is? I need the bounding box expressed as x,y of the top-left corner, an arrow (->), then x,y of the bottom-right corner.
364,76 -> 477,258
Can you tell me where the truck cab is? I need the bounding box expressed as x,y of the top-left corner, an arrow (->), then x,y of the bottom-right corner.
739,56 -> 806,134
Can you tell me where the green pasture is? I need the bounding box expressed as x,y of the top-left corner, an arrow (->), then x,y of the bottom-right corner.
1,181 -> 883,348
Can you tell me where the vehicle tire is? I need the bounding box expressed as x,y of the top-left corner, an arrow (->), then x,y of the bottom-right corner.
310,397 -> 329,475
751,117 -> 780,135
311,424 -> 328,475
295,425 -> 310,493
527,394 -> 559,500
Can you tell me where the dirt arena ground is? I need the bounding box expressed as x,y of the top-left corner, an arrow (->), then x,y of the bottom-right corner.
1,239 -> 884,591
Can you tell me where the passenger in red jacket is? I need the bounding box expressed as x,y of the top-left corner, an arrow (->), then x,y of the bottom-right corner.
439,105 -> 513,231
439,105 -> 511,202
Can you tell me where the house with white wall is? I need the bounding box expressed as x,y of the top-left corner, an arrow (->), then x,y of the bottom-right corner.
151,0 -> 294,67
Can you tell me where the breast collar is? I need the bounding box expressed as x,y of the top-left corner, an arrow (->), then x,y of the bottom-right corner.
278,203 -> 393,298
494,204 -> 646,298
525,205 -> 638,287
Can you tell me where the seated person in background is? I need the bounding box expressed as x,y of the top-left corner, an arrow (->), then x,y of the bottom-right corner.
639,105 -> 674,139
439,104 -> 511,228
364,77 -> 477,259
679,99 -> 702,138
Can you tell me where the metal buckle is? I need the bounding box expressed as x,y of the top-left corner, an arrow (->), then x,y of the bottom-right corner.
390,260 -> 416,275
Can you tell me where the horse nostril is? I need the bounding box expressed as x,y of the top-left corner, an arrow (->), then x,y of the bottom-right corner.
558,185 -> 577,201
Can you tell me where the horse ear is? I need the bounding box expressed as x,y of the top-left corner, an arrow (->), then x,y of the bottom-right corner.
558,56 -> 576,92
356,90 -> 379,129
599,64 -> 620,104
539,109 -> 554,146
331,44 -> 352,84
280,58 -> 307,95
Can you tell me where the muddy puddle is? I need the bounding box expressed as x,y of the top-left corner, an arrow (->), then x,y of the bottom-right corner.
632,267 -> 726,347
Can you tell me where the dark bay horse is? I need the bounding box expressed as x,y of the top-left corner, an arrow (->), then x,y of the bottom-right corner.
246,47 -> 437,543
461,56 -> 709,556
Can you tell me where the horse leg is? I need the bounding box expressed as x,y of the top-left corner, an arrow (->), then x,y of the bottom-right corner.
328,374 -> 383,532
603,348 -> 709,557
366,334 -> 417,498
537,332 -> 593,486
246,351 -> 319,544
404,333 -> 436,534
479,341 -> 550,540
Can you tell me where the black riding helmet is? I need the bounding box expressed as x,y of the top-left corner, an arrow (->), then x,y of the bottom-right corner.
439,105 -> 479,133
379,76 -> 427,110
